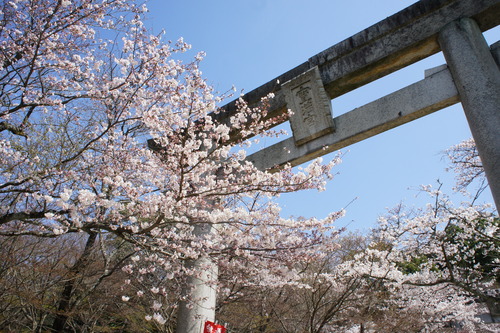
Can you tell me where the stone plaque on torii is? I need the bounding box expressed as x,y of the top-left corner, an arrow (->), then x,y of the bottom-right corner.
282,66 -> 335,146
172,0 -> 500,330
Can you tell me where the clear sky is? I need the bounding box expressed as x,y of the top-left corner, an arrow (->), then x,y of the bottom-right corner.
146,0 -> 499,232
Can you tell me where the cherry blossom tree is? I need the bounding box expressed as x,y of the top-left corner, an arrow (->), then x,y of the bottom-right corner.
215,138 -> 499,332
216,224 -> 492,332
216,233 -> 376,332
341,138 -> 499,332
445,138 -> 487,200
370,189 -> 499,324
0,0 -> 343,330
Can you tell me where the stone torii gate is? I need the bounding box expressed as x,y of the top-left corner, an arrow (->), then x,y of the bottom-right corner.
176,0 -> 500,331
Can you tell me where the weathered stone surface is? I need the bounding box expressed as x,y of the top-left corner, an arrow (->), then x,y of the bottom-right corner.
282,66 -> 335,146
439,18 -> 500,210
177,223 -> 218,333
214,0 -> 500,135
492,40 -> 500,66
310,0 -> 500,99
248,39 -> 500,195
424,64 -> 448,78
247,65 -> 460,171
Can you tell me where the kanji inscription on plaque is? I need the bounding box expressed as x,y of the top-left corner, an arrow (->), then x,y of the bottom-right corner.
282,66 -> 335,146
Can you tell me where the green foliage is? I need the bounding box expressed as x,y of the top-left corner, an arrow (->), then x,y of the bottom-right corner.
445,217 -> 500,284
397,255 -> 432,275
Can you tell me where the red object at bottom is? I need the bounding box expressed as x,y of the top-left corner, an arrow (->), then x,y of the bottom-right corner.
204,321 -> 226,333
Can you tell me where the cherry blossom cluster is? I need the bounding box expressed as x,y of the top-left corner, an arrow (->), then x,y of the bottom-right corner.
445,138 -> 486,195
0,0 -> 344,322
336,182 -> 498,331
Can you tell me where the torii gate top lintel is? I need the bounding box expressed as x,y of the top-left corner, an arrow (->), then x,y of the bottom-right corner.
212,0 -> 500,175
216,0 -> 500,206
214,0 -> 499,128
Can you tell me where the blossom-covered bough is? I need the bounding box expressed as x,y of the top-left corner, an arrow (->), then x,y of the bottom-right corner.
0,0 -> 343,330
445,138 -> 488,201
333,141 -> 499,332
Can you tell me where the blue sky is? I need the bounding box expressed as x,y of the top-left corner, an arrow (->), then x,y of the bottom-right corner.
146,1 -> 498,232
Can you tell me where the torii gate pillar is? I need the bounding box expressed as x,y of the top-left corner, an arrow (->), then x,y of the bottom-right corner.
439,18 -> 500,210
176,224 -> 218,333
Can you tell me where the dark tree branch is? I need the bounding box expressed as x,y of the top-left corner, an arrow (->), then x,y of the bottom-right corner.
0,121 -> 26,137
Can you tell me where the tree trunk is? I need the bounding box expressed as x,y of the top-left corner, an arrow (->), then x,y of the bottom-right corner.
51,232 -> 97,332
